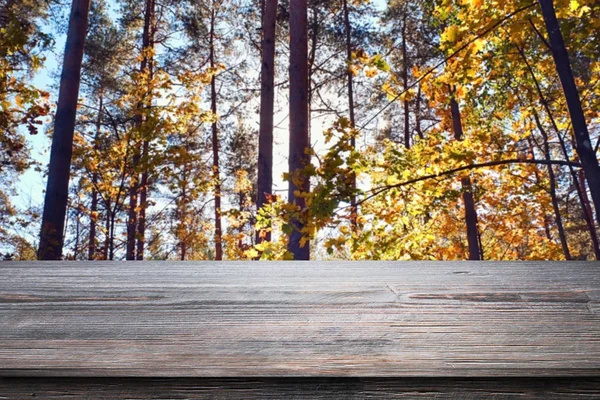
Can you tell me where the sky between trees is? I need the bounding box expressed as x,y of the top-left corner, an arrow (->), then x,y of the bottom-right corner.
1,0 -> 599,261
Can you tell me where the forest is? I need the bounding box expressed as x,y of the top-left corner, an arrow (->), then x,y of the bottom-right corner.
1,0 -> 599,261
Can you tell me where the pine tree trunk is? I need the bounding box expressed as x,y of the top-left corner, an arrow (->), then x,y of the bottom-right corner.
126,0 -> 154,260
210,7 -> 223,261
109,209 -> 116,260
288,0 -> 310,260
538,0 -> 600,226
73,205 -> 80,259
103,200 -> 110,260
401,14 -> 410,149
126,172 -> 139,260
89,190 -> 98,259
88,93 -> 102,260
450,96 -> 482,260
180,170 -> 188,261
38,0 -> 91,260
136,141 -> 149,260
256,0 -> 278,243
342,0 -> 357,230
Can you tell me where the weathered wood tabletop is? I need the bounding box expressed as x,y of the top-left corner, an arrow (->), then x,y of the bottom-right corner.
1,261 -> 599,398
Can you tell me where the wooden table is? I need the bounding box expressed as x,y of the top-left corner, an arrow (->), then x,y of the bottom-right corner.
1,261 -> 599,398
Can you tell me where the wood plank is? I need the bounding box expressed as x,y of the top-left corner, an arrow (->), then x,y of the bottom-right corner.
2,377 -> 600,399
1,261 -> 599,377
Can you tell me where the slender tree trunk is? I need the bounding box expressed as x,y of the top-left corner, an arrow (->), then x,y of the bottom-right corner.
103,200 -> 110,260
136,3 -> 156,261
415,85 -> 423,140
38,0 -> 91,260
136,140 -> 149,260
342,0 -> 357,230
126,170 -> 139,259
401,13 -> 410,149
89,186 -> 98,259
126,0 -> 154,260
538,0 -> 600,226
180,172 -> 188,261
288,0 -> 310,260
109,209 -> 116,260
533,111 -> 571,259
450,96 -> 482,260
256,0 -> 278,243
73,204 -> 80,259
210,7 -> 223,261
88,93 -> 103,260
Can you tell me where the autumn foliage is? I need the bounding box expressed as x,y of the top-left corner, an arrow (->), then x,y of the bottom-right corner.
1,0 -> 599,261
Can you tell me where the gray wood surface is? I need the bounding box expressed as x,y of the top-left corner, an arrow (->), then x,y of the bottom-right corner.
2,377 -> 600,399
1,261 -> 599,377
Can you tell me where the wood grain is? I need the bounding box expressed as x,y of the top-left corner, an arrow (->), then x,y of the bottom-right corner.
1,261 -> 599,377
2,377 -> 600,399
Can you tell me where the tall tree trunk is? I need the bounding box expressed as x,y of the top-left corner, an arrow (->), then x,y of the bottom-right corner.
288,0 -> 310,260
180,170 -> 188,261
450,96 -> 482,260
38,0 -> 91,260
401,13 -> 410,149
210,7 -> 223,261
88,93 -> 103,260
73,204 -> 80,259
103,200 -> 110,260
126,168 -> 139,259
256,0 -> 278,243
342,0 -> 357,230
136,2 -> 156,261
88,175 -> 98,260
533,111 -> 571,259
136,140 -> 149,260
126,0 -> 155,260
538,0 -> 600,226
109,209 -> 116,260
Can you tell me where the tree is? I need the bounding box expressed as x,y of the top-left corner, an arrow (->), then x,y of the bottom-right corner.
38,0 -> 91,260
125,0 -> 155,260
288,0 -> 310,259
449,95 -> 482,260
256,0 -> 278,243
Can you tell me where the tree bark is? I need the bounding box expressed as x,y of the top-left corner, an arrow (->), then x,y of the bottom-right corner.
88,94 -> 102,260
126,0 -> 155,260
450,96 -> 482,260
401,13 -> 410,149
288,0 -> 310,260
38,0 -> 91,260
103,200 -> 110,260
342,0 -> 357,230
210,6 -> 223,261
256,0 -> 278,243
538,0 -> 600,226
136,140 -> 149,260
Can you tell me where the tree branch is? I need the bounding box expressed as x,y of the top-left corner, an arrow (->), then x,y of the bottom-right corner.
357,158 -> 582,206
